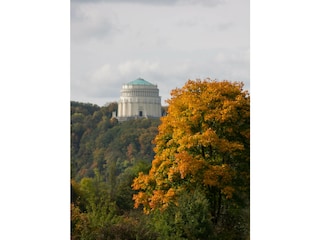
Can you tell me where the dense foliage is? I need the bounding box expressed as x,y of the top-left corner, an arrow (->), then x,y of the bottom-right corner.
71,101 -> 159,181
71,101 -> 161,239
133,79 -> 250,239
71,79 -> 250,239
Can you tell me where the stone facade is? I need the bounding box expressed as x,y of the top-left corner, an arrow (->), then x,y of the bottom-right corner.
117,78 -> 161,121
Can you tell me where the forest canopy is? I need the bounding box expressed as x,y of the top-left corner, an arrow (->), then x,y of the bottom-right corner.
71,79 -> 250,240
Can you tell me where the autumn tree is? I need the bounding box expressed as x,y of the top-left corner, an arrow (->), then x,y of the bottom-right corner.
132,79 -> 250,235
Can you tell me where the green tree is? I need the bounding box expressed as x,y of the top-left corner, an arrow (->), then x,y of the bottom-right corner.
115,161 -> 152,212
72,170 -> 119,240
151,187 -> 213,240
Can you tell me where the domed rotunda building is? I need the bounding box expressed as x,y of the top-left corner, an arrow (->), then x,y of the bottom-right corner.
117,78 -> 161,121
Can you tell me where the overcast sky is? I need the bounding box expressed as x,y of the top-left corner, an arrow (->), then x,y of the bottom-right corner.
71,0 -> 249,106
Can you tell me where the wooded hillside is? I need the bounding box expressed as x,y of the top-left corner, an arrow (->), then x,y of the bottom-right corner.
71,79 -> 250,240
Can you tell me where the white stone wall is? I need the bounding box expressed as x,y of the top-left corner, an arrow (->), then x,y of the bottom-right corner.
118,83 -> 161,118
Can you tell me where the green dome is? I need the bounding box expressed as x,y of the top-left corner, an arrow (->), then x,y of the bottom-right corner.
127,78 -> 153,85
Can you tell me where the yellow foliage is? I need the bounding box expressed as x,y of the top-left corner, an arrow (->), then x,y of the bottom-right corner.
175,151 -> 206,179
203,164 -> 234,188
132,78 -> 250,212
221,186 -> 235,199
149,190 -> 165,210
132,172 -> 154,191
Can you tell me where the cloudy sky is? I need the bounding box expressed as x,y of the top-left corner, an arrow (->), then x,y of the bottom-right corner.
71,0 -> 249,106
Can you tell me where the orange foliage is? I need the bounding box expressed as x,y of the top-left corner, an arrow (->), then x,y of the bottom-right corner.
132,79 -> 250,212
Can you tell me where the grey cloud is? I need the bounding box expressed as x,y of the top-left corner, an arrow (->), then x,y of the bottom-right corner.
176,18 -> 199,28
71,4 -> 120,42
217,22 -> 234,31
71,0 -> 225,7
71,0 -> 249,106
72,21 -> 114,42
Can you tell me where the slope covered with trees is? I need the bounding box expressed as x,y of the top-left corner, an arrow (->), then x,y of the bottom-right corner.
71,101 -> 159,180
71,79 -> 250,240
71,101 -> 161,239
